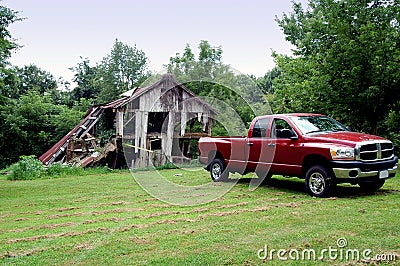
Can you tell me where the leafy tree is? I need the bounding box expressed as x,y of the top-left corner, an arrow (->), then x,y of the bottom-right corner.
0,5 -> 21,67
0,4 -> 21,102
256,67 -> 281,94
96,39 -> 150,103
0,91 -> 84,168
166,41 -> 270,135
69,57 -> 99,104
11,64 -> 65,104
273,0 -> 400,135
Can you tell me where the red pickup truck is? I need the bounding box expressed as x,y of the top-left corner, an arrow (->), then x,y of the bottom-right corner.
198,113 -> 398,197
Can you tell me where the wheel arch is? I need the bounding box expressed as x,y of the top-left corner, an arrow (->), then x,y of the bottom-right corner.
206,150 -> 225,171
302,154 -> 331,178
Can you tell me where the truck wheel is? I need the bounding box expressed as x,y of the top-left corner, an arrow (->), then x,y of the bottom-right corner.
210,158 -> 228,182
305,165 -> 334,197
358,180 -> 385,192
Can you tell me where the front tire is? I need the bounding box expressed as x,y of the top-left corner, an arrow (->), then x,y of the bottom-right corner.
358,179 -> 385,192
209,158 -> 229,182
305,165 -> 335,197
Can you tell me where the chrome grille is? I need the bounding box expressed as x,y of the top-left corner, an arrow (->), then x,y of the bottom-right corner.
357,141 -> 394,161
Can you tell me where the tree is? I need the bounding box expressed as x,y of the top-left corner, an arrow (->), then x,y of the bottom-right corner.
0,4 -> 21,102
273,0 -> 400,135
166,41 -> 270,135
96,39 -> 150,103
0,91 -> 84,168
0,5 -> 21,67
256,67 -> 281,94
69,57 -> 99,104
12,64 -> 60,99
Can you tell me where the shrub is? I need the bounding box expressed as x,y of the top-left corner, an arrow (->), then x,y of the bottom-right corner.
6,155 -> 112,181
8,155 -> 45,180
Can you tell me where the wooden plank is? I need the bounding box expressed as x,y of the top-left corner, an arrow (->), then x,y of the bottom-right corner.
139,112 -> 149,167
134,111 -> 142,153
165,111 -> 174,162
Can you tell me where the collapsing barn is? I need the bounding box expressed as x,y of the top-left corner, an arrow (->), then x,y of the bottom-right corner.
39,74 -> 216,168
122,74 -> 216,168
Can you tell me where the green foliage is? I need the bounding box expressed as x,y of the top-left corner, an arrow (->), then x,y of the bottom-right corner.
7,155 -> 45,180
255,67 -> 281,94
12,65 -> 58,98
6,155 -> 111,180
0,91 -> 85,168
45,163 -> 110,178
96,39 -> 150,103
155,162 -> 178,170
274,0 -> 400,135
385,101 -> 400,155
166,41 -> 271,136
0,5 -> 21,67
68,57 -> 99,105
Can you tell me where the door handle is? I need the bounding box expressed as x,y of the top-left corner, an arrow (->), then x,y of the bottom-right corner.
268,143 -> 275,147
247,142 -> 254,146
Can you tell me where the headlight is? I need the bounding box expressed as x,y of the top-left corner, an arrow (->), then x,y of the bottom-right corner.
330,147 -> 355,160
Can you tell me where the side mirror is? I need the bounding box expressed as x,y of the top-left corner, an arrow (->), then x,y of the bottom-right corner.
280,129 -> 297,139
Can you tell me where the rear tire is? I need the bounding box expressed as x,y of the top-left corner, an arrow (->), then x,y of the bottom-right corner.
256,171 -> 272,185
358,180 -> 385,192
305,165 -> 335,197
210,158 -> 229,182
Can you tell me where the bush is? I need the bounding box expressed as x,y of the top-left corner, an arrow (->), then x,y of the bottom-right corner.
6,156 -> 112,181
8,155 -> 45,180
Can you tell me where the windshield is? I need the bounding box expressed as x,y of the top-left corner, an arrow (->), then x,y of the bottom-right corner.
290,116 -> 349,134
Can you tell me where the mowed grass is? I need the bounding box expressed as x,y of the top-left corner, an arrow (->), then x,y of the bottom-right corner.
0,168 -> 399,265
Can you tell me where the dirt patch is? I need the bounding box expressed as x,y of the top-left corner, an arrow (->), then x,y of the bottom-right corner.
8,222 -> 75,233
14,217 -> 32,221
129,236 -> 152,244
1,247 -> 48,259
57,207 -> 79,212
216,202 -> 248,208
6,227 -> 109,244
18,211 -> 43,215
74,243 -> 94,251
48,207 -> 144,219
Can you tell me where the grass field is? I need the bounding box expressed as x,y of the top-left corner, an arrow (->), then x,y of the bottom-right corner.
0,168 -> 399,265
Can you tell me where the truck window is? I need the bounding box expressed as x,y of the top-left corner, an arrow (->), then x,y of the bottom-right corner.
252,118 -> 270,138
271,118 -> 295,138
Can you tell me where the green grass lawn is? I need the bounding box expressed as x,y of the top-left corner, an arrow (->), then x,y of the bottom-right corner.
0,168 -> 399,265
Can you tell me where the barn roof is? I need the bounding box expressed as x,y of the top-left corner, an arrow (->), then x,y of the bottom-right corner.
118,74 -> 216,113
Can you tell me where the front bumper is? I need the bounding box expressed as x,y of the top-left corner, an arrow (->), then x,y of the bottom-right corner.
331,156 -> 398,179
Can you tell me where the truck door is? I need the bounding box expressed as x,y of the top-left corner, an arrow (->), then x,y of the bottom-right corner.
269,118 -> 301,176
246,117 -> 274,174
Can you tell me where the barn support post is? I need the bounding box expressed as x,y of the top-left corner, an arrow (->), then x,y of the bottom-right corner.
180,112 -> 187,136
163,111 -> 175,164
115,110 -> 124,136
138,111 -> 149,168
134,111 -> 141,154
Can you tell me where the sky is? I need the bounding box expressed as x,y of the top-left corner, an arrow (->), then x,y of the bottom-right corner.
2,0 -> 308,85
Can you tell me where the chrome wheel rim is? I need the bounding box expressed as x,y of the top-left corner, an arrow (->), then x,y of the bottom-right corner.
211,163 -> 222,179
309,172 -> 325,195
